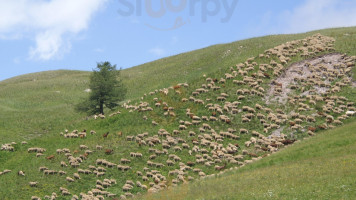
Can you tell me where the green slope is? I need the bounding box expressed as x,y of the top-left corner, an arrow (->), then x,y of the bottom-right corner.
1,27 -> 356,143
0,70 -> 90,142
0,27 -> 356,200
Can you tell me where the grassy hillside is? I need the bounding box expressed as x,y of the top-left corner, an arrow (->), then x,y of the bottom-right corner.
0,70 -> 90,142
140,119 -> 356,200
1,27 -> 356,143
0,27 -> 356,200
121,26 -> 356,99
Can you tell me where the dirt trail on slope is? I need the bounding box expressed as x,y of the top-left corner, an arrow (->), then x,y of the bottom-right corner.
266,53 -> 349,104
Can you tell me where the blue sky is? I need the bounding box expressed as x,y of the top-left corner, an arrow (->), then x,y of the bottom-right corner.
1,0 -> 356,81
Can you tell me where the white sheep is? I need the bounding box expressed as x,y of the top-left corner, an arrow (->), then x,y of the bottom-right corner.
29,182 -> 38,187
66,177 -> 75,182
73,173 -> 80,179
240,129 -> 249,134
346,111 -> 355,116
79,145 -> 88,150
18,171 -> 25,176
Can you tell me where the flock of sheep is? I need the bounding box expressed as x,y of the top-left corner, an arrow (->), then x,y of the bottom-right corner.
1,34 -> 356,200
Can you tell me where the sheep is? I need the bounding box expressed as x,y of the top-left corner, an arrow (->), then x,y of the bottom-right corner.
105,149 -> 114,155
242,117 -> 250,123
39,167 -> 48,172
122,184 -> 134,192
73,173 -> 80,179
130,152 -> 143,158
29,182 -> 38,187
79,145 -> 88,150
95,172 -> 105,177
179,125 -> 187,130
245,141 -> 252,147
18,171 -> 25,176
117,165 -> 131,171
28,147 -> 46,153
61,190 -> 71,196
60,161 -> 68,167
240,129 -> 249,134
96,184 -> 105,190
334,120 -> 343,125
1,144 -> 15,152
198,171 -> 206,177
346,111 -> 355,116
121,158 -> 131,164
66,177 -> 75,182
59,170 -> 67,175
295,118 -> 303,124
71,195 -> 79,200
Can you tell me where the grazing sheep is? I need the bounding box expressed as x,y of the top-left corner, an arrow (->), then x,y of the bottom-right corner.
179,125 -> 187,130
39,167 -> 48,172
121,158 -> 131,164
126,136 -> 134,141
2,169 -> 11,174
198,171 -> 206,177
56,149 -> 63,154
46,155 -> 55,160
59,170 -> 67,175
245,141 -> 252,147
96,184 -> 104,190
105,149 -> 114,155
36,153 -> 44,157
240,129 -> 249,134
18,171 -> 25,176
62,190 -> 71,196
60,161 -> 68,167
334,120 -> 343,125
66,177 -> 75,182
73,173 -> 80,179
346,111 -> 355,116
29,182 -> 38,187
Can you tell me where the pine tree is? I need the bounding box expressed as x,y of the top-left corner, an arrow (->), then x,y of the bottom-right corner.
76,61 -> 126,115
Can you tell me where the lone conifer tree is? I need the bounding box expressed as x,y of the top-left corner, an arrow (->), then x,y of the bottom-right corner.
76,62 -> 126,115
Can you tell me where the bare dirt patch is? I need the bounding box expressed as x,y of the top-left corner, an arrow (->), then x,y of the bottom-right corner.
270,127 -> 285,137
266,53 -> 350,104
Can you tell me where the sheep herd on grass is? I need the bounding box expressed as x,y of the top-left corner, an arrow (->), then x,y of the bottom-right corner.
1,34 -> 356,200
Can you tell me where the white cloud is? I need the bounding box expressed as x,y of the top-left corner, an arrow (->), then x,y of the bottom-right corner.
0,0 -> 107,60
282,0 -> 356,33
149,47 -> 166,56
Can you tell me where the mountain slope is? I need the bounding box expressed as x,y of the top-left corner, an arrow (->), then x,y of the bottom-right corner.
0,27 -> 356,200
0,70 -> 90,142
1,27 -> 356,143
